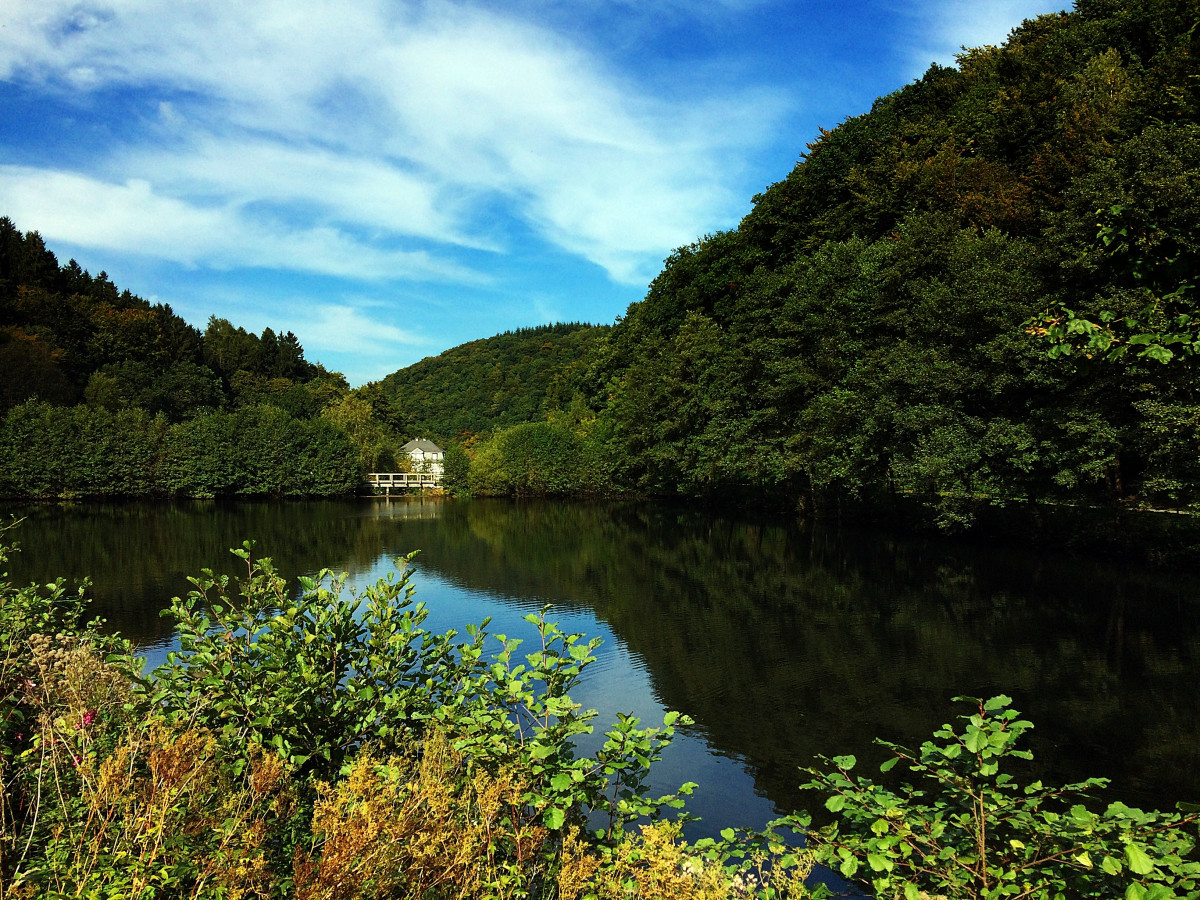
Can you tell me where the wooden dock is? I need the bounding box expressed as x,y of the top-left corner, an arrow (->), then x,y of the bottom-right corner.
365,472 -> 443,495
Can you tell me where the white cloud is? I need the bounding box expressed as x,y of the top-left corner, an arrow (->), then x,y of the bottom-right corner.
0,0 -> 777,286
120,139 -> 491,251
296,304 -> 426,354
0,166 -> 479,281
292,304 -> 432,384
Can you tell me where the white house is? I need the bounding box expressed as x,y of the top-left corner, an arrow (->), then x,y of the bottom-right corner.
400,438 -> 444,475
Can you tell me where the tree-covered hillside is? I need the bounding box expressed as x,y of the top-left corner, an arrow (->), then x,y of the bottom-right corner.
0,221 -> 382,497
565,0 -> 1200,523
0,218 -> 347,421
377,323 -> 610,442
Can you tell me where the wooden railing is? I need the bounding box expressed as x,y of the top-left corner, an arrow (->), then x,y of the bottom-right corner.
365,472 -> 443,494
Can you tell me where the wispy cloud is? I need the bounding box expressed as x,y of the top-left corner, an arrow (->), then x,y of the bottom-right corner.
0,166 -> 478,281
298,303 -> 426,352
0,0 -> 779,286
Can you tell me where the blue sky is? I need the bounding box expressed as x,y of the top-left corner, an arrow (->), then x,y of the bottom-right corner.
0,0 -> 1067,385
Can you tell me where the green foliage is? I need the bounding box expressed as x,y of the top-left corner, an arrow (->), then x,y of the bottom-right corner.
119,542 -> 732,896
0,218 -> 338,424
1033,124 -> 1200,364
435,608 -> 696,843
560,4 -> 1200,520
7,531 -> 1200,898
0,217 -> 377,498
319,393 -> 402,471
378,323 -> 611,442
0,401 -> 360,499
469,421 -> 607,498
0,401 -> 164,498
442,441 -> 472,494
794,695 -> 1200,899
150,545 -> 463,780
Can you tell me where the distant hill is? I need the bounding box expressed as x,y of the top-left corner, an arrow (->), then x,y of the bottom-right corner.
377,323 -> 610,441
0,217 -> 343,421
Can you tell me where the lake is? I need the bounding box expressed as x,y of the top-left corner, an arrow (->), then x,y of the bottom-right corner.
4,497 -> 1200,836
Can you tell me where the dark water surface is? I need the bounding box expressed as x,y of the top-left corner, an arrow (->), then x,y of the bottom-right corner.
5,498 -> 1200,833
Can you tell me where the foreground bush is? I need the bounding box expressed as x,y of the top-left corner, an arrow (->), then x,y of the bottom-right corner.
2,528 -> 1197,898
789,694 -> 1200,900
1,534 -> 807,898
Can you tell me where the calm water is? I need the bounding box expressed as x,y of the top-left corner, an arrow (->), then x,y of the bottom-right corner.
4,498 -> 1200,834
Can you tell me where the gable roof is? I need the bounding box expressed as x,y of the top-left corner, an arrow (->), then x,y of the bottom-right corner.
401,438 -> 443,453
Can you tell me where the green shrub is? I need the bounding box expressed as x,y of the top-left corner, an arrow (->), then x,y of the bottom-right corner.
9,529 -> 1198,899
466,421 -> 609,497
442,441 -> 471,494
790,695 -> 1200,899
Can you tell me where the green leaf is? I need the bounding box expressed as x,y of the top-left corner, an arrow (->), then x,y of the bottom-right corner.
965,725 -> 986,753
826,795 -> 847,812
904,885 -> 921,900
1125,844 -> 1155,875
1142,344 -> 1174,363
879,756 -> 900,773
867,853 -> 891,872
543,807 -> 566,830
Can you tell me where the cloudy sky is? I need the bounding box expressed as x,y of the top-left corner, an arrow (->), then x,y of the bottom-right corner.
0,0 -> 1067,385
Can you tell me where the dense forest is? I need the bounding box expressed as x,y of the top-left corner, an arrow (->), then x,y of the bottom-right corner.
0,218 -> 622,498
0,220 -> 346,419
449,0 -> 1200,526
0,222 -> 412,497
377,323 -> 610,442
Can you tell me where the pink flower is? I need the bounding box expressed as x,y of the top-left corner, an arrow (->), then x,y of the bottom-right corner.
81,710 -> 96,727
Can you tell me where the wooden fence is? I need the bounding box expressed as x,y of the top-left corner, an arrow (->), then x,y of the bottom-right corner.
365,472 -> 443,494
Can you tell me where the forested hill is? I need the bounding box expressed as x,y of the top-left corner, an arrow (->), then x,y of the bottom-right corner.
0,220 -> 375,498
574,0 -> 1200,523
377,323 -> 610,441
0,217 -> 345,420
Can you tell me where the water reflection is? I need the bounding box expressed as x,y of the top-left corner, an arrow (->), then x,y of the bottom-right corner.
5,497 -> 1200,827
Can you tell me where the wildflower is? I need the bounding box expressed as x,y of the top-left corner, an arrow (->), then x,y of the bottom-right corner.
79,710 -> 97,728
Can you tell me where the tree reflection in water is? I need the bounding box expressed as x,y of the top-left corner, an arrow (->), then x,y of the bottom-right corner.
5,497 -> 1199,824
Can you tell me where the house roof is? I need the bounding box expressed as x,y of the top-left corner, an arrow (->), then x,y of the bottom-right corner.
401,438 -> 443,453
